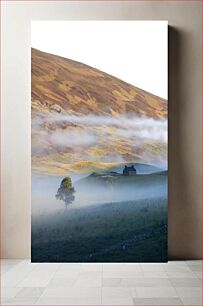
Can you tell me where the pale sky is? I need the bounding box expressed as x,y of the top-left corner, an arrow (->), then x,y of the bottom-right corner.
31,21 -> 168,99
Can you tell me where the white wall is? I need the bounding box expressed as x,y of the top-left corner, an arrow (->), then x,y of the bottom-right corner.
1,1 -> 202,259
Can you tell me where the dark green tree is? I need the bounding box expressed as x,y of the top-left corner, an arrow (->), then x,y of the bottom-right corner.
56,177 -> 75,207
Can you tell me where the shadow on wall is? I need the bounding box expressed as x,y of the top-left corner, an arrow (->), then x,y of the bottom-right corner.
168,26 -> 202,260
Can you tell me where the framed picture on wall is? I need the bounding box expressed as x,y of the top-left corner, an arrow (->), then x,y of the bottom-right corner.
31,20 -> 168,262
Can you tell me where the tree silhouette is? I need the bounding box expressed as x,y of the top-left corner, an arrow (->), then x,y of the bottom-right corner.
56,177 -> 75,208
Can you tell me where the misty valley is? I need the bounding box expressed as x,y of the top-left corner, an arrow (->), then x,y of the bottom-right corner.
31,164 -> 168,262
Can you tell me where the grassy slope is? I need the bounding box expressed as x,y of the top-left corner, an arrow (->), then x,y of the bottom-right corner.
32,48 -> 167,118
32,196 -> 167,262
75,170 -> 168,189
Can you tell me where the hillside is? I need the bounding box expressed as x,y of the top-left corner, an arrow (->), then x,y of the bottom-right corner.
31,48 -> 167,175
31,48 -> 167,118
32,196 -> 167,262
75,169 -> 168,190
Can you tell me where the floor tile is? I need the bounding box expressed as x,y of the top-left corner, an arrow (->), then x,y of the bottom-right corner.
1,260 -> 202,306
169,278 -> 202,287
79,271 -> 102,278
194,271 -> 202,279
75,277 -> 102,287
15,287 -> 45,298
1,265 -> 14,274
47,277 -> 76,288
102,297 -> 134,305
57,264 -> 82,272
102,287 -> 132,298
186,260 -> 202,266
166,271 -> 197,278
103,264 -> 142,273
189,264 -> 202,272
135,286 -> 178,298
81,263 -> 102,272
180,296 -> 202,305
2,287 -> 23,299
35,297 -> 102,305
2,272 -> 31,287
122,277 -> 172,287
103,270 -> 144,278
133,297 -> 183,305
175,287 -> 202,298
102,278 -> 122,287
54,270 -> 80,278
140,264 -> 165,272
2,297 -> 38,305
164,265 -> 192,272
143,271 -> 168,278
32,263 -> 59,272
41,287 -> 101,298
17,271 -> 55,287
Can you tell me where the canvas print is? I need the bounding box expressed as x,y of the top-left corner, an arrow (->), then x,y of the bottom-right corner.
31,21 -> 168,262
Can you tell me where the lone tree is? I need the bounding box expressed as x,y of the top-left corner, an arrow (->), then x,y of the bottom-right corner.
56,177 -> 75,208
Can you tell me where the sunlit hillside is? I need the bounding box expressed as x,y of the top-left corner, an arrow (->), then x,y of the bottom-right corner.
31,48 -> 167,175
32,48 -> 167,118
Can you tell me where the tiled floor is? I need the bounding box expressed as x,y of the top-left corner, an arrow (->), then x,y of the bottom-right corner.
1,260 -> 202,305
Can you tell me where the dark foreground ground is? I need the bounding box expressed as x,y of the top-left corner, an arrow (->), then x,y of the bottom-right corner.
31,195 -> 167,263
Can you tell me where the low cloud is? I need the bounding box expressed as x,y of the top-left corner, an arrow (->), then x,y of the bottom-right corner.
48,113 -> 167,143
48,130 -> 96,148
32,113 -> 167,165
